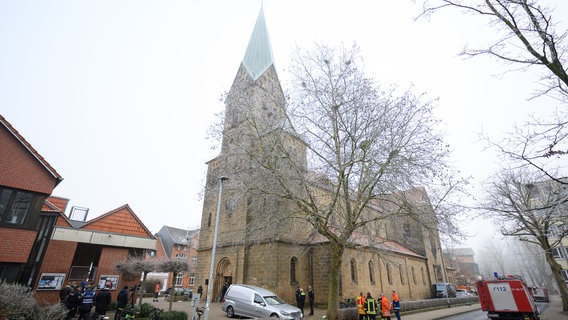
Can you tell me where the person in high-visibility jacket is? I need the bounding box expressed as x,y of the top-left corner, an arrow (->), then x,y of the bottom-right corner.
379,293 -> 392,320
356,291 -> 367,320
364,292 -> 377,320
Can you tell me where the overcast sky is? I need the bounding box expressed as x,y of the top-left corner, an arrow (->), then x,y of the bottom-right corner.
2,1 -> 567,253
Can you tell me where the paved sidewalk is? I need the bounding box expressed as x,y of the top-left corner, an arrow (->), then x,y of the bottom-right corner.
112,296 -> 567,319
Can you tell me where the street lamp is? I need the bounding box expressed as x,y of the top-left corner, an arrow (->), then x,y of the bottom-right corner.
204,176 -> 229,320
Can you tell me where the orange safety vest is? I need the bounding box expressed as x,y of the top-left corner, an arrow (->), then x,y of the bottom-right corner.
381,296 -> 392,316
357,295 -> 366,314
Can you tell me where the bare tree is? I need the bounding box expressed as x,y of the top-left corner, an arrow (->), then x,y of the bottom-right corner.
481,168 -> 568,310
158,259 -> 190,312
221,43 -> 466,320
115,257 -> 158,307
421,0 -> 568,101
420,0 -> 568,180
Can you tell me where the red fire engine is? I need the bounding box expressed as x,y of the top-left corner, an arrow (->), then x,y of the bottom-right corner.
476,275 -> 541,320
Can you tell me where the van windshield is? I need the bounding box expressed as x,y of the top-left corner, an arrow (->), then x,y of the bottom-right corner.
434,284 -> 447,290
264,295 -> 286,305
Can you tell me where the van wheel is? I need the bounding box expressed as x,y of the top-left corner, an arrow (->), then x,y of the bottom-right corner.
226,306 -> 235,318
269,314 -> 279,319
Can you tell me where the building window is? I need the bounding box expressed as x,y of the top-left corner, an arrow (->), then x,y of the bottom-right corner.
0,188 -> 33,225
290,257 -> 298,284
411,266 -> 417,285
551,247 -> 565,259
175,272 -> 183,286
387,264 -> 393,285
562,269 -> 568,283
189,273 -> 195,286
403,222 -> 411,239
421,267 -> 426,285
207,213 -> 212,227
368,261 -> 375,284
350,258 -> 357,283
399,265 -> 405,285
175,253 -> 186,262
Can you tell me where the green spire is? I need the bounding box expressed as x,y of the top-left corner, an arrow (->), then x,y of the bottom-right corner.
242,6 -> 275,81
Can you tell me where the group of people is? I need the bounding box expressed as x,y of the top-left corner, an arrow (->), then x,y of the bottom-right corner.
59,282 -> 115,320
295,285 -> 315,316
357,290 -> 401,320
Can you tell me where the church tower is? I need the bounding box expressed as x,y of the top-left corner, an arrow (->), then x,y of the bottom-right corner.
194,5 -> 446,306
195,6 -> 310,303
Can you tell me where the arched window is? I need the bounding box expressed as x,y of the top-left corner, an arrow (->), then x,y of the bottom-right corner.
399,265 -> 405,285
207,212 -> 212,227
368,261 -> 375,284
175,253 -> 187,262
387,264 -> 393,285
350,258 -> 358,283
421,267 -> 426,285
411,266 -> 417,285
290,257 -> 298,284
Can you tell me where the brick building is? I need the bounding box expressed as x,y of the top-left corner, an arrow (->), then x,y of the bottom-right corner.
195,8 -> 452,305
35,201 -> 157,304
1,114 -> 158,304
152,225 -> 199,291
0,114 -> 63,286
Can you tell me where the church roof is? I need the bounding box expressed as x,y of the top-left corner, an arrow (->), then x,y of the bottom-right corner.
242,6 -> 275,81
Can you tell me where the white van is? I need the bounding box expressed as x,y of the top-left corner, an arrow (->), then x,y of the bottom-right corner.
221,284 -> 303,319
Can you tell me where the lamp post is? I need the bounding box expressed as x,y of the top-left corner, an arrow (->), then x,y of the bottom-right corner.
204,176 -> 229,320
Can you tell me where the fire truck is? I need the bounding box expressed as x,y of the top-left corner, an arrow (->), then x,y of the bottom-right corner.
476,275 -> 541,320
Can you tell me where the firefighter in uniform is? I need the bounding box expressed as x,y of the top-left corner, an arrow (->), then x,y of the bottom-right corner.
379,293 -> 392,320
357,291 -> 367,320
364,292 -> 378,320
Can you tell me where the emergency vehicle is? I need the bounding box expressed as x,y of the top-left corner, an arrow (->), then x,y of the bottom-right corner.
528,286 -> 550,302
476,275 -> 541,320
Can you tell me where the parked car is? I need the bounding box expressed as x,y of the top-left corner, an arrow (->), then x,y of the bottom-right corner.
222,284 -> 302,320
432,283 -> 456,298
164,287 -> 192,301
456,289 -> 471,297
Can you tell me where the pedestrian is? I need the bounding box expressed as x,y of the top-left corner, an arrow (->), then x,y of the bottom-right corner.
60,283 -> 72,303
153,282 -> 160,302
391,290 -> 401,320
114,285 -> 129,320
364,292 -> 377,320
220,282 -> 229,302
197,285 -> 203,302
356,291 -> 367,320
307,285 -> 315,316
93,285 -> 111,318
65,286 -> 82,320
379,292 -> 392,320
295,286 -> 306,316
78,286 -> 95,320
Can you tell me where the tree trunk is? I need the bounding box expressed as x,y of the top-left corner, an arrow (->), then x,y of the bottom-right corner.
544,253 -> 568,311
137,272 -> 148,307
168,272 -> 177,312
326,243 -> 344,320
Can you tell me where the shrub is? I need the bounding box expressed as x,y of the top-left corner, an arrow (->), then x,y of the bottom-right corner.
162,310 -> 188,320
0,281 -> 67,320
137,303 -> 153,317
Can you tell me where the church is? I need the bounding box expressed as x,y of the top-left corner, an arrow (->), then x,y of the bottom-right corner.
194,6 -> 452,306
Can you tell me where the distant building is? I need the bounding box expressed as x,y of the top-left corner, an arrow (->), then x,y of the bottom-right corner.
153,225 -> 199,290
445,248 -> 480,287
527,180 -> 568,288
